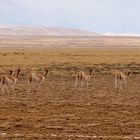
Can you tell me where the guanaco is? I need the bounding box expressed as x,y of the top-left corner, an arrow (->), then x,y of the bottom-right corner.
111,69 -> 131,91
75,69 -> 93,89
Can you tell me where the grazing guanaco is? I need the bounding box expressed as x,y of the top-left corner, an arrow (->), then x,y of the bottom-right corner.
1,68 -> 21,94
75,69 -> 93,89
28,68 -> 48,92
111,69 -> 131,91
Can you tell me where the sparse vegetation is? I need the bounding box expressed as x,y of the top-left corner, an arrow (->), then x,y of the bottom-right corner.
0,36 -> 140,139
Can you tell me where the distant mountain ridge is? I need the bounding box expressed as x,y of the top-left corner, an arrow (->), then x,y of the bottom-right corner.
0,25 -> 100,36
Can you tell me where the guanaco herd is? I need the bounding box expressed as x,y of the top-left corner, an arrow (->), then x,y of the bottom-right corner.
0,67 -> 131,95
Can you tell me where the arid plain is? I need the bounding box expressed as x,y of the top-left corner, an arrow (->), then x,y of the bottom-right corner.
0,36 -> 140,139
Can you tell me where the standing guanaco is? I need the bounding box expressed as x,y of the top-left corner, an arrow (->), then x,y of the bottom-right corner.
75,69 -> 93,89
1,68 -> 21,94
28,68 -> 48,92
111,69 -> 131,92
0,70 -> 15,93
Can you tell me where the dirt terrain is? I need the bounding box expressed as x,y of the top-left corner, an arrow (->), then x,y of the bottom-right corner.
0,36 -> 140,139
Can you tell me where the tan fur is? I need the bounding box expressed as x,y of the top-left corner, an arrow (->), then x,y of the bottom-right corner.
1,68 -> 21,94
0,70 -> 15,93
28,69 -> 48,92
111,69 -> 130,91
75,69 -> 93,89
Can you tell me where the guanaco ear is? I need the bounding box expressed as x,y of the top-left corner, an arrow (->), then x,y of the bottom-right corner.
17,64 -> 22,70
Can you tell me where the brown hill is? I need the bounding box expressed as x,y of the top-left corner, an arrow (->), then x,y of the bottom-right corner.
0,26 -> 100,36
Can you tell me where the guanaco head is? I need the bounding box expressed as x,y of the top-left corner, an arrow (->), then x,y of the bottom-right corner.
126,71 -> 131,77
1,76 -> 6,86
89,69 -> 93,75
9,70 -> 14,76
44,68 -> 49,77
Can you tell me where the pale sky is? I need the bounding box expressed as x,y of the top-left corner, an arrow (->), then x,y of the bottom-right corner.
0,0 -> 140,33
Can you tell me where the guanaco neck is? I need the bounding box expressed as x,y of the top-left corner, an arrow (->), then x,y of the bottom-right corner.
16,69 -> 21,78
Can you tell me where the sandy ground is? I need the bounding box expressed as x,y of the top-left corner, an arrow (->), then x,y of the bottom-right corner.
0,70 -> 140,139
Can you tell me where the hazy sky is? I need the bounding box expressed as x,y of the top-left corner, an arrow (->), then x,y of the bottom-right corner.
0,0 -> 140,33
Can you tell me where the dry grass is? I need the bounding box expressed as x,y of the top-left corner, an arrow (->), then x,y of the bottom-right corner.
1,47 -> 140,65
